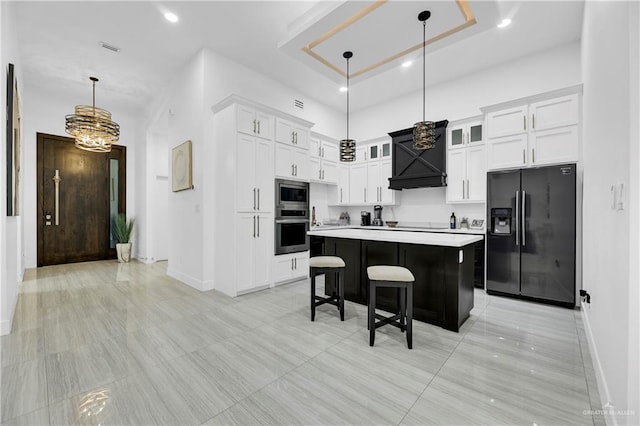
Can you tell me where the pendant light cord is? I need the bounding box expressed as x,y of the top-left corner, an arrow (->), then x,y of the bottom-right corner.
346,57 -> 350,141
422,19 -> 426,123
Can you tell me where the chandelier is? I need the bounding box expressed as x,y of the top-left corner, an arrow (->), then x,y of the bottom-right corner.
65,77 -> 120,152
339,51 -> 356,162
413,11 -> 436,150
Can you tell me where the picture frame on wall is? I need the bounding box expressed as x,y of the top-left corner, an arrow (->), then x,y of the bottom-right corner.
171,140 -> 193,192
6,63 -> 21,216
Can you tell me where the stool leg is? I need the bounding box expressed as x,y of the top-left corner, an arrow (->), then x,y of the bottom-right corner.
335,271 -> 340,311
406,283 -> 413,349
310,269 -> 316,322
339,269 -> 344,321
369,281 -> 376,347
399,287 -> 406,333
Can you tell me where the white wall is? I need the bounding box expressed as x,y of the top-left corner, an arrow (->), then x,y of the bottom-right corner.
581,2 -> 639,424
1,1 -> 23,335
21,86 -> 143,269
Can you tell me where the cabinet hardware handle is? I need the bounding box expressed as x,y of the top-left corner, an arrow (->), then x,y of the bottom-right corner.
322,170 -> 324,180
322,147 -> 324,157
257,188 -> 260,210
319,169 -> 322,180
515,190 -> 520,246
253,215 -> 256,238
257,216 -> 260,237
523,149 -> 526,164
291,258 -> 293,270
532,148 -> 535,163
294,165 -> 298,176
467,179 -> 470,199
253,119 -> 257,134
318,146 -> 321,156
522,191 -> 526,247
523,116 -> 526,131
340,188 -> 343,203
364,188 -> 366,203
462,181 -> 465,199
294,258 -> 297,269
258,120 -> 261,134
53,169 -> 61,226
253,188 -> 256,210
532,114 -> 535,129
292,164 -> 295,176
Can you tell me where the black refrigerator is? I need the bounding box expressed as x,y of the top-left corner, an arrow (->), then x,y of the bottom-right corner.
486,164 -> 576,306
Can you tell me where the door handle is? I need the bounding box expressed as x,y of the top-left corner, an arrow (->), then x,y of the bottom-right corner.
322,147 -> 324,157
523,116 -> 526,131
257,120 -> 261,134
253,188 -> 256,210
291,258 -> 294,270
253,215 -> 256,238
257,188 -> 260,210
322,170 -> 324,180
340,188 -> 343,203
291,164 -> 295,176
462,181 -> 465,199
515,190 -> 520,246
532,114 -> 535,129
523,149 -> 526,165
532,148 -> 535,164
319,169 -> 322,180
294,165 -> 298,176
52,170 -> 61,226
522,190 -> 526,247
257,216 -> 260,237
364,188 -> 366,203
253,119 -> 257,134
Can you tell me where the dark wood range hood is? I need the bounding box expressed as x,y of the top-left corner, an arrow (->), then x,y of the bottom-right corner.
388,120 -> 449,190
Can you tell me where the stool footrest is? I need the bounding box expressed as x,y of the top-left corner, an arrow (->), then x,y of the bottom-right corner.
374,313 -> 405,331
314,296 -> 339,308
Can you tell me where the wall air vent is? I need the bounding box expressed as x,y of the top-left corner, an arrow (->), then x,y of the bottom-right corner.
294,99 -> 304,109
100,42 -> 121,53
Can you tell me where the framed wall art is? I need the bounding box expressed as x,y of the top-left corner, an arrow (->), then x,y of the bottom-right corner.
171,140 -> 193,192
6,63 -> 21,216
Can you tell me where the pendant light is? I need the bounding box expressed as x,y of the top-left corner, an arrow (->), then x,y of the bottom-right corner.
65,77 -> 120,153
413,11 -> 436,150
339,51 -> 356,162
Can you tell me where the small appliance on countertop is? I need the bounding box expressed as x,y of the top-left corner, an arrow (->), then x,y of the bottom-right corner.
372,205 -> 384,226
361,211 -> 371,226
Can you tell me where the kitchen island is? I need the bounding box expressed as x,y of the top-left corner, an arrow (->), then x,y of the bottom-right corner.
308,228 -> 483,332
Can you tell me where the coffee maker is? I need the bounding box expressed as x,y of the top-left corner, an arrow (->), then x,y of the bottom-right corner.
360,211 -> 371,226
372,205 -> 383,226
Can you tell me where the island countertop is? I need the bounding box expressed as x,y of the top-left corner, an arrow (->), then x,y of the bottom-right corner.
307,228 -> 483,247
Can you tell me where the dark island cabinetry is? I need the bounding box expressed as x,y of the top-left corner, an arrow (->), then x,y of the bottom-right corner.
311,235 -> 476,332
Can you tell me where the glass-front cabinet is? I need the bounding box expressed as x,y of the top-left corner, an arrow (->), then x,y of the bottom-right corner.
448,118 -> 483,150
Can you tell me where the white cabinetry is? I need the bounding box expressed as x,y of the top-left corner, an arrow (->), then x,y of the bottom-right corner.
237,105 -> 273,140
350,163 -> 367,204
367,159 -> 394,204
446,116 -> 486,203
272,252 -> 309,284
485,91 -> 580,170
237,134 -> 273,212
236,214 -> 272,293
276,118 -> 309,149
275,142 -> 309,180
309,135 -> 339,184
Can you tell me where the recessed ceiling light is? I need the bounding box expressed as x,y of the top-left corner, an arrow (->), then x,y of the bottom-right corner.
497,18 -> 511,28
402,61 -> 412,68
164,12 -> 179,23
339,87 -> 348,92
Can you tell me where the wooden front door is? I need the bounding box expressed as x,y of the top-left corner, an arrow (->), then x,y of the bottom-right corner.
37,133 -> 126,266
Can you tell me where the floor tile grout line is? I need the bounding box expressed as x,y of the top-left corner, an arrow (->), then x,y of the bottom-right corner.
395,307 -> 484,426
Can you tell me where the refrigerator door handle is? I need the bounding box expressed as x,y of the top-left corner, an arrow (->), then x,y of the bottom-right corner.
522,190 -> 526,247
515,190 -> 520,246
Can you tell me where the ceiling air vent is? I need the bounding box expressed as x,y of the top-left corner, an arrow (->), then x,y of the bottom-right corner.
294,99 -> 304,110
100,42 -> 121,53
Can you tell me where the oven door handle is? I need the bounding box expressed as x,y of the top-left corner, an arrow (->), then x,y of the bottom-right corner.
275,219 -> 310,224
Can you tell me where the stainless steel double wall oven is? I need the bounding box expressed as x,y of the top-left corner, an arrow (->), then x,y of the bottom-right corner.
274,179 -> 309,255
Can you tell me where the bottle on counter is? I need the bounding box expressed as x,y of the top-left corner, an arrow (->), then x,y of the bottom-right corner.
450,212 -> 456,229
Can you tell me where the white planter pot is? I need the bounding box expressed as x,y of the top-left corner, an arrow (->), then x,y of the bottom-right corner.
116,243 -> 132,263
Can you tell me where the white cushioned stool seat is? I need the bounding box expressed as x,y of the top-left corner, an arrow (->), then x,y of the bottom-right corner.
310,256 -> 346,268
367,265 -> 415,282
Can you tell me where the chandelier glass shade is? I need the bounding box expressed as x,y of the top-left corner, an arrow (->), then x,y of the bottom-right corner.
340,51 -> 356,162
65,77 -> 120,152
413,11 -> 436,150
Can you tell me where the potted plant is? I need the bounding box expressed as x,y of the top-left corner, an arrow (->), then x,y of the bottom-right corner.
113,214 -> 135,263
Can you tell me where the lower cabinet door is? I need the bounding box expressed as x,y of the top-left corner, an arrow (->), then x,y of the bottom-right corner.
399,243 -> 445,324
362,240 -> 399,313
293,254 -> 309,279
236,214 -> 256,293
273,254 -> 294,283
324,238 -> 363,303
253,215 -> 271,288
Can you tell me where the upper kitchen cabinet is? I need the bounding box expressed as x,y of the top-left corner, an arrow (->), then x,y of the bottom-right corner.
237,104 -> 273,140
310,136 -> 339,162
368,139 -> 392,161
484,87 -> 581,171
275,143 -> 309,181
237,133 -> 273,213
309,134 -> 339,185
448,118 -> 483,150
275,118 -> 310,149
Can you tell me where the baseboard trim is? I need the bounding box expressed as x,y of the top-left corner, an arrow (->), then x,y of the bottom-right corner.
581,302 -> 617,426
167,268 -> 209,291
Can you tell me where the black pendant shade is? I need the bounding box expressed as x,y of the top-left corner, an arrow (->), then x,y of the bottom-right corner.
340,51 -> 356,162
413,10 -> 436,150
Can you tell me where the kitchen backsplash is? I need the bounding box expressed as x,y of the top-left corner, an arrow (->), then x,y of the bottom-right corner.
310,184 -> 485,226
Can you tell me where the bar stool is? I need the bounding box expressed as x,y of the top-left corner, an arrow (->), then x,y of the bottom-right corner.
367,265 -> 414,349
309,256 -> 345,321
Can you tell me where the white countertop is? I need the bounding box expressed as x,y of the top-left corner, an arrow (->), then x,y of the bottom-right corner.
308,228 -> 483,247
310,224 -> 485,235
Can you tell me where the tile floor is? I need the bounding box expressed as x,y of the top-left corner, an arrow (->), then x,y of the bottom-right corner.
1,260 -> 603,425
